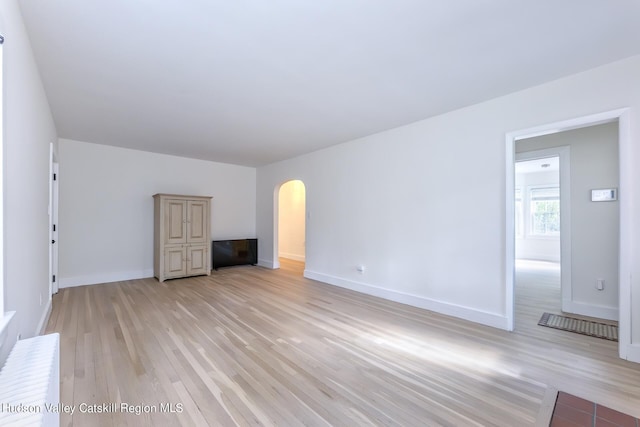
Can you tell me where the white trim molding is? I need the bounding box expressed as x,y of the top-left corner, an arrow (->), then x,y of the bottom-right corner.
0,311 -> 15,349
616,109 -> 632,361
257,258 -> 278,269
59,269 -> 154,288
625,344 -> 640,362
0,311 -> 16,366
562,300 -> 618,322
36,299 -> 53,336
304,270 -> 509,330
278,253 -> 306,263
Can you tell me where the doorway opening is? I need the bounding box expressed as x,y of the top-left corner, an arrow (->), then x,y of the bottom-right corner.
514,151 -> 566,334
276,180 -> 306,276
505,109 -> 631,361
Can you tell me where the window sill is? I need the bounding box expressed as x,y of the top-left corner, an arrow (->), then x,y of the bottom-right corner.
526,235 -> 560,240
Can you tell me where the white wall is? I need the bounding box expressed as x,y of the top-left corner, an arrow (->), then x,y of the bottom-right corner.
278,180 -> 306,262
58,139 -> 256,287
0,0 -> 58,347
256,55 -> 640,342
515,170 -> 560,262
516,123 -> 619,318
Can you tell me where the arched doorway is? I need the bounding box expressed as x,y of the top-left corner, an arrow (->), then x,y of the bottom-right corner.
276,180 -> 306,275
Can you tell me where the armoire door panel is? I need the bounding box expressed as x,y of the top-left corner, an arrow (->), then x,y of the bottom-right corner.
164,246 -> 186,278
187,245 -> 208,275
165,200 -> 187,244
187,200 -> 207,243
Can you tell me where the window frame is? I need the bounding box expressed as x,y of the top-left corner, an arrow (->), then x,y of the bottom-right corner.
527,185 -> 560,238
515,187 -> 523,238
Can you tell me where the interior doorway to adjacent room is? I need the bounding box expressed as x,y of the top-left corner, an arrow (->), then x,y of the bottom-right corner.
514,152 -> 563,334
276,180 -> 306,275
510,121 -> 620,337
506,109 -> 632,361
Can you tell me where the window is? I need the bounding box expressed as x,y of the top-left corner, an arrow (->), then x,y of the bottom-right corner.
529,186 -> 560,236
515,188 -> 523,237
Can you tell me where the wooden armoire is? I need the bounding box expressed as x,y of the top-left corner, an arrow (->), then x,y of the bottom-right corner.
153,194 -> 212,282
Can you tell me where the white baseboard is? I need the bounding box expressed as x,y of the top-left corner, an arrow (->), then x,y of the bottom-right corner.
278,252 -> 306,262
60,269 -> 154,288
36,298 -> 53,336
257,258 -> 278,269
516,254 -> 561,263
303,270 -> 509,330
562,299 -> 618,321
0,311 -> 16,366
621,343 -> 640,363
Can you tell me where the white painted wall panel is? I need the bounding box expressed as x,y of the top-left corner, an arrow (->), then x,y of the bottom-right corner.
58,140 -> 256,287
257,55 -> 640,341
0,0 -> 58,342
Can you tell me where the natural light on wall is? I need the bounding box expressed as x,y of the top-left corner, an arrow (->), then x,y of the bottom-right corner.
278,180 -> 306,262
0,34 -> 4,316
0,33 -> 14,351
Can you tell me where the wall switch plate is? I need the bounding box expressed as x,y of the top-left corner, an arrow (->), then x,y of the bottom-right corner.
596,279 -> 605,290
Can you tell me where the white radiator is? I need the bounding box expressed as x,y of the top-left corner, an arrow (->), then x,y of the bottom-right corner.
0,333 -> 60,427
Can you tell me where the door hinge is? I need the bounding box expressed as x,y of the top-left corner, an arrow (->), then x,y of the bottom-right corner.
52,275 -> 56,283
53,173 -> 57,181
53,224 -> 56,232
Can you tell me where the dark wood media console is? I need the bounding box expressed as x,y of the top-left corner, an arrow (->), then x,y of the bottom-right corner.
211,238 -> 258,270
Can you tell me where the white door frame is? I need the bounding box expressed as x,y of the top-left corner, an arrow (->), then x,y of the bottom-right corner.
52,163 -> 59,294
271,185 -> 282,270
505,108 -> 633,361
49,143 -> 59,295
515,147 -> 571,313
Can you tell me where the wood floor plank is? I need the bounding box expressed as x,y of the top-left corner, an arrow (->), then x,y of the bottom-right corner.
46,259 -> 640,426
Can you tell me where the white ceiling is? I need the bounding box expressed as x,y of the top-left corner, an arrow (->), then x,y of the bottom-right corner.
515,157 -> 559,174
18,1 -> 640,167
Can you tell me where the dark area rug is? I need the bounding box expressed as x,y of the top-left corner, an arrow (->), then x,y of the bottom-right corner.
538,312 -> 618,341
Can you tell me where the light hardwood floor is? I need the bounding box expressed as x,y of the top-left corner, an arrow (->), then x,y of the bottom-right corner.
45,259 -> 640,426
